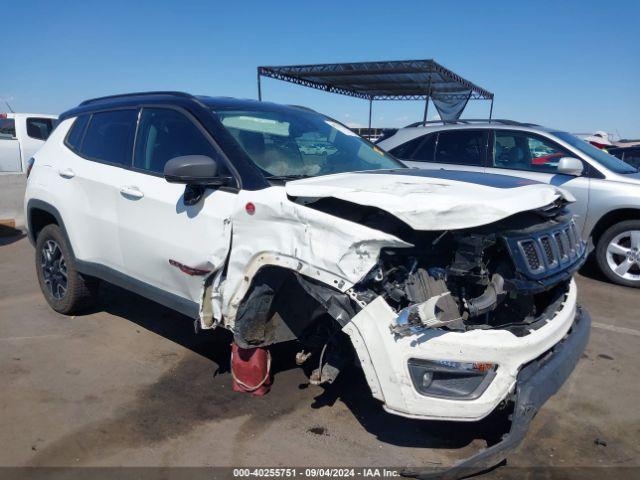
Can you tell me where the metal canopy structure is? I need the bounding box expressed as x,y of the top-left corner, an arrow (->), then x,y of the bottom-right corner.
257,59 -> 494,128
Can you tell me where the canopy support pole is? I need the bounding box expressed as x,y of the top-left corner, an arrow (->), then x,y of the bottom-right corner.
423,76 -> 432,125
257,72 -> 262,101
422,98 -> 429,125
368,98 -> 373,130
489,97 -> 494,120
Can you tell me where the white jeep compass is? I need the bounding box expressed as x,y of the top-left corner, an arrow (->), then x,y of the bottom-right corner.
24,92 -> 590,476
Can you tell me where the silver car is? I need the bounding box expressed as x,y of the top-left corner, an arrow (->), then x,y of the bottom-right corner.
378,120 -> 640,287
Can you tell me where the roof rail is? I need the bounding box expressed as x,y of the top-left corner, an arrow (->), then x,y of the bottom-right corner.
79,91 -> 195,106
404,119 -> 539,128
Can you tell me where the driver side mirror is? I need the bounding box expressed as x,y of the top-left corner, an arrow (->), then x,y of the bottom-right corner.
164,155 -> 231,186
557,157 -> 583,176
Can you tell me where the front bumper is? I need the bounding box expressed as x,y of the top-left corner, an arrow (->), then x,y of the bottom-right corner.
343,279 -> 581,422
402,304 -> 591,479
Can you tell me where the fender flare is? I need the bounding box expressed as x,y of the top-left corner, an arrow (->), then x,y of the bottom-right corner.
25,199 -> 75,260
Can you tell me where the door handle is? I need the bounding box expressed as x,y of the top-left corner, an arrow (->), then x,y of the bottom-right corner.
58,168 -> 75,179
119,186 -> 144,199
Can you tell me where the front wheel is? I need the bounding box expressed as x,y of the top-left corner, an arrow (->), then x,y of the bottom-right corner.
35,224 -> 99,313
595,220 -> 640,288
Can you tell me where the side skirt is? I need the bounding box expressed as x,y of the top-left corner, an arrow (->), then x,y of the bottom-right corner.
76,260 -> 200,319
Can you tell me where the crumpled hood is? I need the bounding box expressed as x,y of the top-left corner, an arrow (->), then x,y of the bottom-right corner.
285,169 -> 574,231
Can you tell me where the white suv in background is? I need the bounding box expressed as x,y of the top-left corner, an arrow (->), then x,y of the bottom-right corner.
379,120 -> 640,287
25,93 -> 589,477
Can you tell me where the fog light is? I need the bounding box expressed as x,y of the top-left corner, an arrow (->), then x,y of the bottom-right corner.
421,371 -> 433,389
408,359 -> 497,400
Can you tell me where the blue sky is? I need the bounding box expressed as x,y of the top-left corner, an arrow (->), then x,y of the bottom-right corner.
2,0 -> 639,138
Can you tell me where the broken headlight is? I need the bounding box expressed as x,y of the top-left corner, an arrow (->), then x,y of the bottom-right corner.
407,359 -> 496,399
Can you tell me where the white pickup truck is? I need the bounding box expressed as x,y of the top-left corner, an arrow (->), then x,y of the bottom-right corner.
1,112 -> 57,227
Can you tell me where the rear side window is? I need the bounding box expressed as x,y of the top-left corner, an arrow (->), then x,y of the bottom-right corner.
65,115 -> 90,151
80,110 -> 137,166
0,118 -> 16,138
389,135 -> 426,159
435,130 -> 486,166
411,133 -> 437,162
133,107 -> 221,175
623,150 -> 640,168
26,117 -> 56,140
608,149 -> 624,160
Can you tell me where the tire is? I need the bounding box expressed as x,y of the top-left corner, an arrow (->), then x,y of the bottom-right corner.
595,220 -> 640,288
35,224 -> 99,313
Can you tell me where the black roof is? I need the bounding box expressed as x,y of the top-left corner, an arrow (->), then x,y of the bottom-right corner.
59,91 -> 194,120
198,95 -> 315,114
258,59 -> 493,101
59,91 -> 314,120
78,91 -> 195,107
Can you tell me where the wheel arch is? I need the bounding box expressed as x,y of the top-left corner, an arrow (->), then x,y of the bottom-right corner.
591,208 -> 640,247
227,263 -> 357,348
26,200 -> 74,259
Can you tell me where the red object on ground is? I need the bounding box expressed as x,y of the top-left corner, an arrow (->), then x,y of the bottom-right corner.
231,343 -> 272,396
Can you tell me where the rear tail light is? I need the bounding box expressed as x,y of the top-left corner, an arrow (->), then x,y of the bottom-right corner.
26,157 -> 35,178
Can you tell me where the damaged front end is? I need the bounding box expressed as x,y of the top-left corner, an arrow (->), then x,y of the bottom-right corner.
351,206 -> 586,340
201,181 -> 587,477
222,188 -> 586,400
335,203 -> 589,477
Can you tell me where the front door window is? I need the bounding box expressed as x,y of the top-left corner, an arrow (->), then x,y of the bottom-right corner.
492,131 -> 572,174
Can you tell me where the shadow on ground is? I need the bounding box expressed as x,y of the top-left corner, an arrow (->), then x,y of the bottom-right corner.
578,255 -> 610,284
0,227 -> 25,245
30,281 -> 511,467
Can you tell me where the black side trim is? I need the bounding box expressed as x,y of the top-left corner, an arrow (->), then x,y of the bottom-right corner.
75,260 -> 200,319
402,305 -> 591,480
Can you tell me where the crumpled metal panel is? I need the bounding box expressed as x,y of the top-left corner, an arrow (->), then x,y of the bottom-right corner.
215,186 -> 411,326
285,171 -> 573,231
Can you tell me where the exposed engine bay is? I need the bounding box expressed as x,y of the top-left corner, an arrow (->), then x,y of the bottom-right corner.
300,196 -> 583,331
352,208 -> 585,338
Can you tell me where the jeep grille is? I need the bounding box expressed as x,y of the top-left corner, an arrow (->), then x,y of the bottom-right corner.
505,220 -> 586,280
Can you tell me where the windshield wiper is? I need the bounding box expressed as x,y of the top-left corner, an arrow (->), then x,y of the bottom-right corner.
266,174 -> 311,181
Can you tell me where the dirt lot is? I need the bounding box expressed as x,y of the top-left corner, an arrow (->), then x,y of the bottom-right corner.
1,231 -> 639,477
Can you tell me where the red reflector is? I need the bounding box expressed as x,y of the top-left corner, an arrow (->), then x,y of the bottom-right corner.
0,113 -> 7,119
473,362 -> 495,373
168,259 -> 211,276
245,202 -> 256,215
